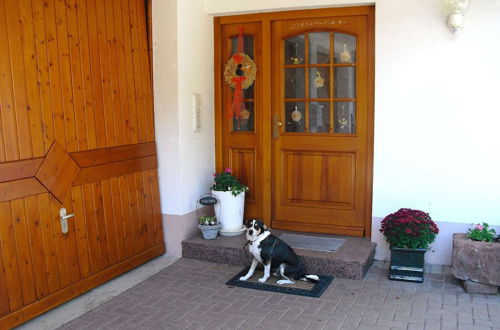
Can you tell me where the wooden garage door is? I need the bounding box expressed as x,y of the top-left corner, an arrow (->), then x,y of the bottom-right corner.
0,0 -> 164,327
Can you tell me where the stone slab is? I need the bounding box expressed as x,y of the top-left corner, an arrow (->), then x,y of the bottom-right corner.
451,233 -> 500,286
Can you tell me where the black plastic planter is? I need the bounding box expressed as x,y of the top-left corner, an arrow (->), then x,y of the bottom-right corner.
389,246 -> 426,283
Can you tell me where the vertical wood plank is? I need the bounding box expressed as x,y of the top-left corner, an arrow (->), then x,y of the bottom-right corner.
110,177 -> 125,261
121,0 -> 139,144
82,183 -> 100,274
128,0 -> 146,143
4,0 -> 33,160
135,172 -> 148,251
112,0 -> 132,145
0,201 -> 23,311
10,199 -> 36,305
92,182 -> 109,269
18,0 -> 45,157
126,174 -> 141,254
54,0 -> 78,152
85,0 -> 106,149
31,0 -> 55,152
104,0 -> 124,147
101,179 -> 118,265
70,186 -> 90,278
62,193 -> 80,284
25,195 -> 49,300
150,169 -> 164,244
66,0 -> 88,152
0,236 -> 10,316
38,193 -> 61,294
76,0 -> 97,150
135,0 -> 154,142
94,0 -> 115,148
119,176 -> 133,258
0,0 -> 21,161
43,0 -> 67,147
141,170 -> 155,248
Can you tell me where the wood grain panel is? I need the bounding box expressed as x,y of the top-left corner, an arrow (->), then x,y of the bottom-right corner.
0,237 -> 9,316
10,199 -> 36,305
31,0 -> 55,151
82,183 -> 100,274
150,169 -> 164,244
0,158 -> 43,183
0,178 -> 46,203
37,193 -> 61,294
25,195 -> 49,300
110,178 -> 126,260
49,196 -> 69,288
141,171 -> 155,247
92,182 -> 110,270
284,151 -> 355,207
62,193 -> 80,285
126,174 -> 141,255
35,141 -> 80,204
0,0 -> 20,161
70,142 -> 156,167
73,155 -> 157,185
70,186 -> 91,279
229,148 -> 256,202
119,175 -> 133,258
101,179 -> 118,265
0,201 -> 23,311
18,0 -> 45,158
4,0 -> 33,160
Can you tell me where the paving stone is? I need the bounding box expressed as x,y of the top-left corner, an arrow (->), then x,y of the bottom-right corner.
46,258 -> 500,330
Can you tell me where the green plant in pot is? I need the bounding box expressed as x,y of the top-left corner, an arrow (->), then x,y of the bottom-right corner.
198,215 -> 220,240
380,208 -> 439,283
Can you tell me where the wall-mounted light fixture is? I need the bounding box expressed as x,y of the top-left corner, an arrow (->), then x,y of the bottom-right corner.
442,0 -> 470,33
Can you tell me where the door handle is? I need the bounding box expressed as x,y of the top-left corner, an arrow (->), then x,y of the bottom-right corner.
273,119 -> 282,139
60,208 -> 75,234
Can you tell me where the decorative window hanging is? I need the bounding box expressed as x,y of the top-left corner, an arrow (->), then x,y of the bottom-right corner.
224,28 -> 257,128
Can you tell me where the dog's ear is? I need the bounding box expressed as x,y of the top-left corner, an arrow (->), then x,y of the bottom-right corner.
244,219 -> 252,227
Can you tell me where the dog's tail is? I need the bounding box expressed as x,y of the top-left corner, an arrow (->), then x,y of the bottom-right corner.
300,274 -> 320,283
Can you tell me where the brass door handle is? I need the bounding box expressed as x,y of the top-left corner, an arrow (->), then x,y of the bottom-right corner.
273,120 -> 282,139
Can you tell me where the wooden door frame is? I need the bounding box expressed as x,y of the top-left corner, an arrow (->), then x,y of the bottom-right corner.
214,6 -> 375,237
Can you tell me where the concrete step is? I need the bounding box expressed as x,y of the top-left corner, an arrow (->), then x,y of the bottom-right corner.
182,230 -> 376,280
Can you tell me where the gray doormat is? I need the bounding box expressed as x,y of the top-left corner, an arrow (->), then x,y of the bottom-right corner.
278,233 -> 345,252
226,267 -> 333,298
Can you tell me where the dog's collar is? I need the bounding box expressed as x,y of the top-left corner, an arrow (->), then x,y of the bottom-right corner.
243,231 -> 270,249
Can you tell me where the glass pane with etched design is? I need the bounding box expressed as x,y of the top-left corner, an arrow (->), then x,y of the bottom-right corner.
285,35 -> 305,65
334,67 -> 356,98
230,35 -> 254,132
309,67 -> 330,98
285,68 -> 305,99
334,33 -> 356,64
309,32 -> 330,64
285,102 -> 305,132
334,102 -> 356,134
309,102 -> 330,133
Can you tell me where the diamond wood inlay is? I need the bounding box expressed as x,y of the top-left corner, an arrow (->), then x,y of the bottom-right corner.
35,141 -> 80,204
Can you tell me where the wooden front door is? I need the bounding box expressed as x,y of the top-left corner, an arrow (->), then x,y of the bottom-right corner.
0,0 -> 164,327
271,15 -> 373,237
215,7 -> 374,237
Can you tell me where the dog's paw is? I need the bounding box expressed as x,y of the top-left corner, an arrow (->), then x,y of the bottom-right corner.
239,276 -> 249,281
277,279 -> 294,285
258,277 -> 268,283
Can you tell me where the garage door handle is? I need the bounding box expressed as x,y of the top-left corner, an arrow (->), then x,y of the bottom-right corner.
60,208 -> 75,234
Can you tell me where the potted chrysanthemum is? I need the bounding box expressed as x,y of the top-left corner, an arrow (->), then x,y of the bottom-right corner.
380,208 -> 439,283
211,168 -> 248,236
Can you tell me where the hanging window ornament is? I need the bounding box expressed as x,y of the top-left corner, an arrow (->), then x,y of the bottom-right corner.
290,42 -> 303,64
223,28 -> 257,121
314,71 -> 325,88
291,106 -> 302,125
340,44 -> 352,63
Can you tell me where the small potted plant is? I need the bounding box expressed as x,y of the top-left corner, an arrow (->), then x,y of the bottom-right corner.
211,168 -> 248,236
198,215 -> 220,240
452,222 -> 499,294
380,208 -> 439,283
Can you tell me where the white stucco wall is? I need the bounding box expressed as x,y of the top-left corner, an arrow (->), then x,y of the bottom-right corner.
154,0 -> 500,263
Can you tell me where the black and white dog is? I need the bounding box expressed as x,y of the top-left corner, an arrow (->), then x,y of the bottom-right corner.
240,219 -> 319,285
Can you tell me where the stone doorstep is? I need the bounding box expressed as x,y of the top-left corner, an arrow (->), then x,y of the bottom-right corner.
181,230 -> 376,280
463,280 -> 500,294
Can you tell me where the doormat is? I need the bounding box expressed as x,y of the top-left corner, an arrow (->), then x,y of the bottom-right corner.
226,268 -> 333,298
278,233 -> 345,252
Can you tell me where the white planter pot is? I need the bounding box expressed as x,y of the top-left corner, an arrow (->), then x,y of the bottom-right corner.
211,190 -> 245,234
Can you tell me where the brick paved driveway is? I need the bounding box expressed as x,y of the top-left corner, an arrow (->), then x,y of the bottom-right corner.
58,258 -> 500,330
